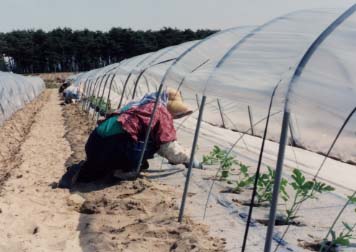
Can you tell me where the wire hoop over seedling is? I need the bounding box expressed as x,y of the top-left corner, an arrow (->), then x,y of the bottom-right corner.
68,4 -> 356,251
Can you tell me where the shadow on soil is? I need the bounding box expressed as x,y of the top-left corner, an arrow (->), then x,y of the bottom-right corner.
60,102 -> 225,251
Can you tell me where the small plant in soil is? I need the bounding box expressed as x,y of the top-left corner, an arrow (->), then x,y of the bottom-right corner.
220,154 -> 238,180
202,145 -> 238,180
89,96 -> 111,115
231,162 -> 254,193
330,221 -> 356,246
255,166 -> 289,205
284,169 -> 334,224
89,95 -> 96,105
319,194 -> 356,251
98,100 -> 112,115
202,145 -> 225,165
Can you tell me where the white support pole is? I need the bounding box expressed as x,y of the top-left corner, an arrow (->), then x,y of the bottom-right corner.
264,111 -> 290,252
178,95 -> 206,223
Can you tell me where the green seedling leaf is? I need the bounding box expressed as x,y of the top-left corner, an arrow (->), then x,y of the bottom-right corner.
322,185 -> 334,192
342,221 -> 353,232
285,168 -> 334,222
303,181 -> 314,190
292,169 -> 305,187
255,166 -> 286,205
331,230 -> 336,241
240,163 -> 248,174
348,195 -> 356,204
335,235 -> 351,246
232,162 -> 254,193
221,170 -> 229,178
290,182 -> 299,191
281,196 -> 289,202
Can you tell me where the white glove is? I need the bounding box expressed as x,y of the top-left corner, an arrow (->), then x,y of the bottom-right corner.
158,141 -> 190,164
184,159 -> 203,169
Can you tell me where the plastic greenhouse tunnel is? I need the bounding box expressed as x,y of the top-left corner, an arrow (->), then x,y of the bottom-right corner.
70,5 -> 356,252
0,71 -> 45,126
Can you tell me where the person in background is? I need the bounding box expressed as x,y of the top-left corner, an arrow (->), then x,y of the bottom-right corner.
63,84 -> 81,104
58,80 -> 70,94
59,88 -> 202,188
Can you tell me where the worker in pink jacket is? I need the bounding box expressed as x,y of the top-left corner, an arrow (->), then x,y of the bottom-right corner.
59,88 -> 202,188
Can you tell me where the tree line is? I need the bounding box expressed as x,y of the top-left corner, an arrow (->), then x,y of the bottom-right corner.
0,27 -> 216,74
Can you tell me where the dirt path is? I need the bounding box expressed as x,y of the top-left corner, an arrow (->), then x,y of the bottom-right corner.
0,92 -> 225,252
62,104 -> 225,252
0,89 -> 83,251
0,91 -> 49,191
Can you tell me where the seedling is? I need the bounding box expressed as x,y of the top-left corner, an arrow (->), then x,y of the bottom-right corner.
202,145 -> 237,180
318,222 -> 355,251
333,221 -> 356,246
256,166 -> 289,205
220,155 -> 238,180
320,194 -> 356,251
232,162 -> 254,193
202,145 -> 225,165
285,169 -> 334,224
89,96 -> 111,115
89,95 -> 96,105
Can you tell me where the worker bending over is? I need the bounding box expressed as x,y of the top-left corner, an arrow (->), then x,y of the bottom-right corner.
59,88 -> 202,188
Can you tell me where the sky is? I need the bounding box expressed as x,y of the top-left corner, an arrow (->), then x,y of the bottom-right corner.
0,0 -> 355,32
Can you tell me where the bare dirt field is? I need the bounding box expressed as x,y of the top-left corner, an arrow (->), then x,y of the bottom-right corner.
0,91 -> 49,192
35,72 -> 74,88
36,73 -> 74,82
0,90 -> 225,252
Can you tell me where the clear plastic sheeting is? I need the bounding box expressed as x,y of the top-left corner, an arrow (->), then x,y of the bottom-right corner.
164,26 -> 256,92
72,7 -> 356,164
0,71 -> 45,125
289,10 -> 356,163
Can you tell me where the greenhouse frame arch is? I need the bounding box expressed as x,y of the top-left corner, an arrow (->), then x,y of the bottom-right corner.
70,5 -> 356,252
0,71 -> 45,126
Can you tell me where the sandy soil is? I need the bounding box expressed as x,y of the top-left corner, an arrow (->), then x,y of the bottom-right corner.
0,91 -> 225,252
151,116 -> 356,252
35,73 -> 73,82
0,90 -> 82,251
0,91 -> 49,192
2,88 -> 354,252
62,103 -> 225,252
34,72 -> 74,89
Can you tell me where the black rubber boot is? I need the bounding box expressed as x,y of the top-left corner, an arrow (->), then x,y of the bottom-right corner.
58,164 -> 82,189
140,159 -> 149,170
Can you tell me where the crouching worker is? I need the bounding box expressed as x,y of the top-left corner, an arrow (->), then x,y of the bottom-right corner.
59,80 -> 70,94
59,88 -> 202,188
63,85 -> 81,104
